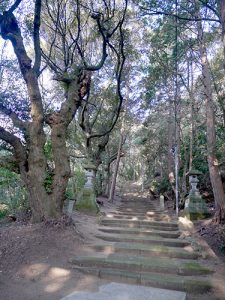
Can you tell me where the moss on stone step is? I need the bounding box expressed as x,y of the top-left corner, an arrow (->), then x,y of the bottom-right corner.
74,267 -> 212,293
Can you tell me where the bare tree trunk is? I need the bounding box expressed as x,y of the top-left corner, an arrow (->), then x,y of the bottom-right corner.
189,96 -> 194,171
189,59 -> 195,171
167,96 -> 174,180
108,133 -> 124,202
197,20 -> 225,221
219,0 -> 225,69
50,124 -> 71,216
103,163 -> 111,196
174,85 -> 181,214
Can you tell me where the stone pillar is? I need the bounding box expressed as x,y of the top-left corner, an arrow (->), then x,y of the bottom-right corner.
75,163 -> 99,213
67,199 -> 75,214
160,195 -> 165,210
184,169 -> 210,220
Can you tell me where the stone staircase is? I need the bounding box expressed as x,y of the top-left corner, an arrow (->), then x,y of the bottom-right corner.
71,196 -> 214,294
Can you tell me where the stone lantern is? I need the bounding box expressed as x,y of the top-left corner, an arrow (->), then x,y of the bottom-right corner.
189,169 -> 202,196
184,169 -> 209,220
75,161 -> 99,213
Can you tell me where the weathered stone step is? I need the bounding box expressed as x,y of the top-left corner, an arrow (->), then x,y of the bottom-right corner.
72,255 -> 212,276
119,203 -> 153,206
105,214 -> 172,222
101,223 -> 179,232
118,207 -> 160,211
74,267 -> 211,293
100,218 -> 179,230
120,200 -> 152,203
109,211 -> 167,216
98,226 -> 180,238
91,243 -> 199,259
95,233 -> 190,247
101,218 -> 178,226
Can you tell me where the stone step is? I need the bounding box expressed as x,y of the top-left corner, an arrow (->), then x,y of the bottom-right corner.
91,243 -> 200,259
120,200 -> 152,203
109,211 -> 167,216
101,223 -> 179,232
98,226 -> 181,238
95,233 -> 190,247
108,211 -> 174,220
100,219 -> 179,230
72,255 -> 212,276
74,267 -> 211,293
101,218 -> 178,226
119,201 -> 154,204
118,207 -> 160,211
105,214 -> 172,222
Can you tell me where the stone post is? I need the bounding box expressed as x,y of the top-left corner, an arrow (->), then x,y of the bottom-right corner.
184,169 -> 209,220
75,162 -> 99,213
160,195 -> 165,210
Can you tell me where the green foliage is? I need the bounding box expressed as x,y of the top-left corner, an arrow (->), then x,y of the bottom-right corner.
0,168 -> 28,216
44,140 -> 53,161
44,171 -> 54,194
66,166 -> 86,199
216,125 -> 225,163
158,178 -> 171,193
0,203 -> 9,219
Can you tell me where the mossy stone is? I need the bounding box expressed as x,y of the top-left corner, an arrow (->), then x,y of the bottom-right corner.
75,188 -> 99,213
184,194 -> 210,221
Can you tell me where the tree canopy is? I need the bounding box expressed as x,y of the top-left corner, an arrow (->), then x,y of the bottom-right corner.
0,0 -> 224,222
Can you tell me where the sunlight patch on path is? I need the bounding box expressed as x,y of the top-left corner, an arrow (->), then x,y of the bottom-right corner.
61,282 -> 186,300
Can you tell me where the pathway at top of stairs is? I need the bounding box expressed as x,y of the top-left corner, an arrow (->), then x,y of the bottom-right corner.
70,188 -> 221,299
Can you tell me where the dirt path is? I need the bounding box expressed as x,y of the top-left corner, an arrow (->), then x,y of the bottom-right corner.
0,185 -> 225,300
0,196 -> 120,300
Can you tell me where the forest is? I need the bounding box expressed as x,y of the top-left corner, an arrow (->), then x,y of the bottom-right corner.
0,0 -> 225,299
0,0 -> 224,222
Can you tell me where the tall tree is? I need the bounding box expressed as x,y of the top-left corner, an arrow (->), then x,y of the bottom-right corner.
197,17 -> 225,221
0,0 -> 127,222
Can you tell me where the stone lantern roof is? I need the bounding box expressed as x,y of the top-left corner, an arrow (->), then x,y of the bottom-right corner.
188,169 -> 202,176
83,160 -> 97,171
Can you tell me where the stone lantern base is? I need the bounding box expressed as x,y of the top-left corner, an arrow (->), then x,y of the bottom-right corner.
75,161 -> 99,214
184,193 -> 210,221
75,188 -> 99,214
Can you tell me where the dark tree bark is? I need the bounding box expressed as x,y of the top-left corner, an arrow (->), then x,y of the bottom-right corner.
0,0 -> 127,222
197,18 -> 225,222
108,133 -> 124,202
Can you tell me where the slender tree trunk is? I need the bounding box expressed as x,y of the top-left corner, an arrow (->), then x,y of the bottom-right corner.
167,96 -> 174,184
181,150 -> 189,205
103,163 -> 111,196
189,59 -> 195,171
219,0 -> 225,69
189,96 -> 194,171
174,85 -> 181,214
108,133 -> 124,202
197,20 -> 225,221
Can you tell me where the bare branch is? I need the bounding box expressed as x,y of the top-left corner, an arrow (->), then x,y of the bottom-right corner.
87,1 -> 127,142
198,0 -> 219,18
140,7 -> 220,23
0,12 -> 44,121
41,49 -> 63,74
109,151 -> 124,164
33,0 -> 42,75
8,0 -> 22,13
0,101 -> 27,131
78,13 -> 108,71
0,126 -> 26,160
